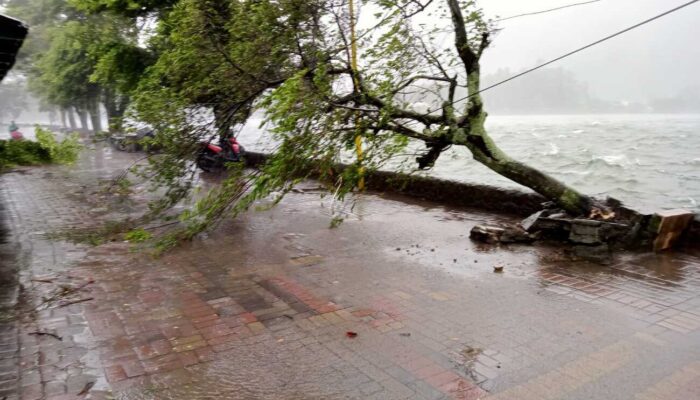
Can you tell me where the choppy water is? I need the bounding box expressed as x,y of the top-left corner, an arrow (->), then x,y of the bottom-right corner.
239,114 -> 700,214
5,114 -> 698,213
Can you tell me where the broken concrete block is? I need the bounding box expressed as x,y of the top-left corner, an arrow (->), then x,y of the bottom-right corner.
499,226 -> 536,243
520,211 -> 543,232
599,221 -> 631,242
470,225 -> 505,244
521,211 -> 570,233
569,219 -> 602,245
652,209 -> 695,252
470,225 -> 535,244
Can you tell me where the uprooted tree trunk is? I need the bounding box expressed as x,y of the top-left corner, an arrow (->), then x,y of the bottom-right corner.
445,0 -> 598,216
464,135 -> 595,215
340,0 -> 602,217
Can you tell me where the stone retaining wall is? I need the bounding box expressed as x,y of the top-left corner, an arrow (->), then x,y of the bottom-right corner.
244,151 -> 545,217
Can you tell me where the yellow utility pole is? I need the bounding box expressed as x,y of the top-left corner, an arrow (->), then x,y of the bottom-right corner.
348,0 -> 364,190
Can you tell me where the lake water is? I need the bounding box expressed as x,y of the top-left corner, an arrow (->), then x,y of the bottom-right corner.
4,114 -> 698,214
238,114 -> 700,214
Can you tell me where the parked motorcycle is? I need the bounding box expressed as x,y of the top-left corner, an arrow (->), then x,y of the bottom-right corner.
111,128 -> 156,152
196,135 -> 245,172
10,130 -> 24,140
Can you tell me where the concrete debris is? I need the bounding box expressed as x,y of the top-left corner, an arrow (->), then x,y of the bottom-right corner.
470,225 -> 535,244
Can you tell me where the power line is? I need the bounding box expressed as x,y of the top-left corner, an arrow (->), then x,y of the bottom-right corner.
494,0 -> 602,22
425,0 -> 700,115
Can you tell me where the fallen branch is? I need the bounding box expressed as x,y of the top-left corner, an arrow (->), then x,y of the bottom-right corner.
34,279 -> 95,310
58,297 -> 94,308
77,381 -> 95,396
30,278 -> 54,283
28,331 -> 63,341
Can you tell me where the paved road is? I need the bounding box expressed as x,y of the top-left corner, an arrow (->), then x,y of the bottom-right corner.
1,144 -> 699,399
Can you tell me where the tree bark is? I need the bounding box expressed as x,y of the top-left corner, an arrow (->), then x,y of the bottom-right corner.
213,103 -> 232,139
60,108 -> 67,129
103,90 -> 127,133
66,107 -> 77,131
75,107 -> 89,131
88,98 -> 103,133
444,0 -> 597,216
456,118 -> 595,215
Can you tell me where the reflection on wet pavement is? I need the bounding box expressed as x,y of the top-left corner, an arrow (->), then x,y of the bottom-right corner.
1,145 -> 700,399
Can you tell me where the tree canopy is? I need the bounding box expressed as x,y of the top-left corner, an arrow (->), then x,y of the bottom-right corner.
3,0 -> 150,131
9,0 -> 607,248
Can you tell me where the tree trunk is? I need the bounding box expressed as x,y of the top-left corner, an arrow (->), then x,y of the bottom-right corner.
459,112 -> 596,216
76,107 -> 89,131
66,108 -> 77,131
440,0 -> 600,217
102,91 -> 129,133
88,99 -> 102,133
213,103 -> 231,139
60,108 -> 67,129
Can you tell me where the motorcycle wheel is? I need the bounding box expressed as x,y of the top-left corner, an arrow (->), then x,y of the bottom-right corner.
196,150 -> 218,172
118,140 -> 130,152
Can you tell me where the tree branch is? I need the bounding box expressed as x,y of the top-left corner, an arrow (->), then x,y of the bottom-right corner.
446,0 -> 478,75
392,74 -> 455,96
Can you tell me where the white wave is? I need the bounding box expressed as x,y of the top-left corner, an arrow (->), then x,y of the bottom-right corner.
543,143 -> 559,156
591,154 -> 631,167
559,169 -> 591,176
572,129 -> 585,134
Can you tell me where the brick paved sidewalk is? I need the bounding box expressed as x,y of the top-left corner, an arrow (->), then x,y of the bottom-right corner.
1,146 -> 700,399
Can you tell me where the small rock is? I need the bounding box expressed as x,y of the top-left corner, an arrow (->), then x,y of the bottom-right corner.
548,213 -> 567,219
493,265 -> 504,273
541,201 -> 557,209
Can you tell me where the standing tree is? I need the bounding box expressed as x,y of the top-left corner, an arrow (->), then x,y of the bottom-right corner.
4,0 -> 150,132
0,80 -> 28,124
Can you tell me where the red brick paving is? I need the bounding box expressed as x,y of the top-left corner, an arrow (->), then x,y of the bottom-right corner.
1,147 -> 700,399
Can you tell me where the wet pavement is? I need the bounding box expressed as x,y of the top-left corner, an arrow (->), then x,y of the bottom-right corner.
1,144 -> 700,399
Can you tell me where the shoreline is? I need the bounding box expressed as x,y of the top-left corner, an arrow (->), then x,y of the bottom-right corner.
244,151 -> 700,251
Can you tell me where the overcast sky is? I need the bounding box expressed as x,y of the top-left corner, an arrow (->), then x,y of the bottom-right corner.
3,0 -> 698,103
477,0 -> 700,102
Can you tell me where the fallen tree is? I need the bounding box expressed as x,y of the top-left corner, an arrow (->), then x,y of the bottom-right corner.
250,0 -> 604,215
70,0 -> 614,247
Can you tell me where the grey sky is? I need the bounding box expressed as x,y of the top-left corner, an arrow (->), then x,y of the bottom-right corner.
478,0 -> 700,102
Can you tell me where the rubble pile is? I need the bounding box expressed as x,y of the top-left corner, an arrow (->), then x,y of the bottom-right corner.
470,199 -> 696,263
